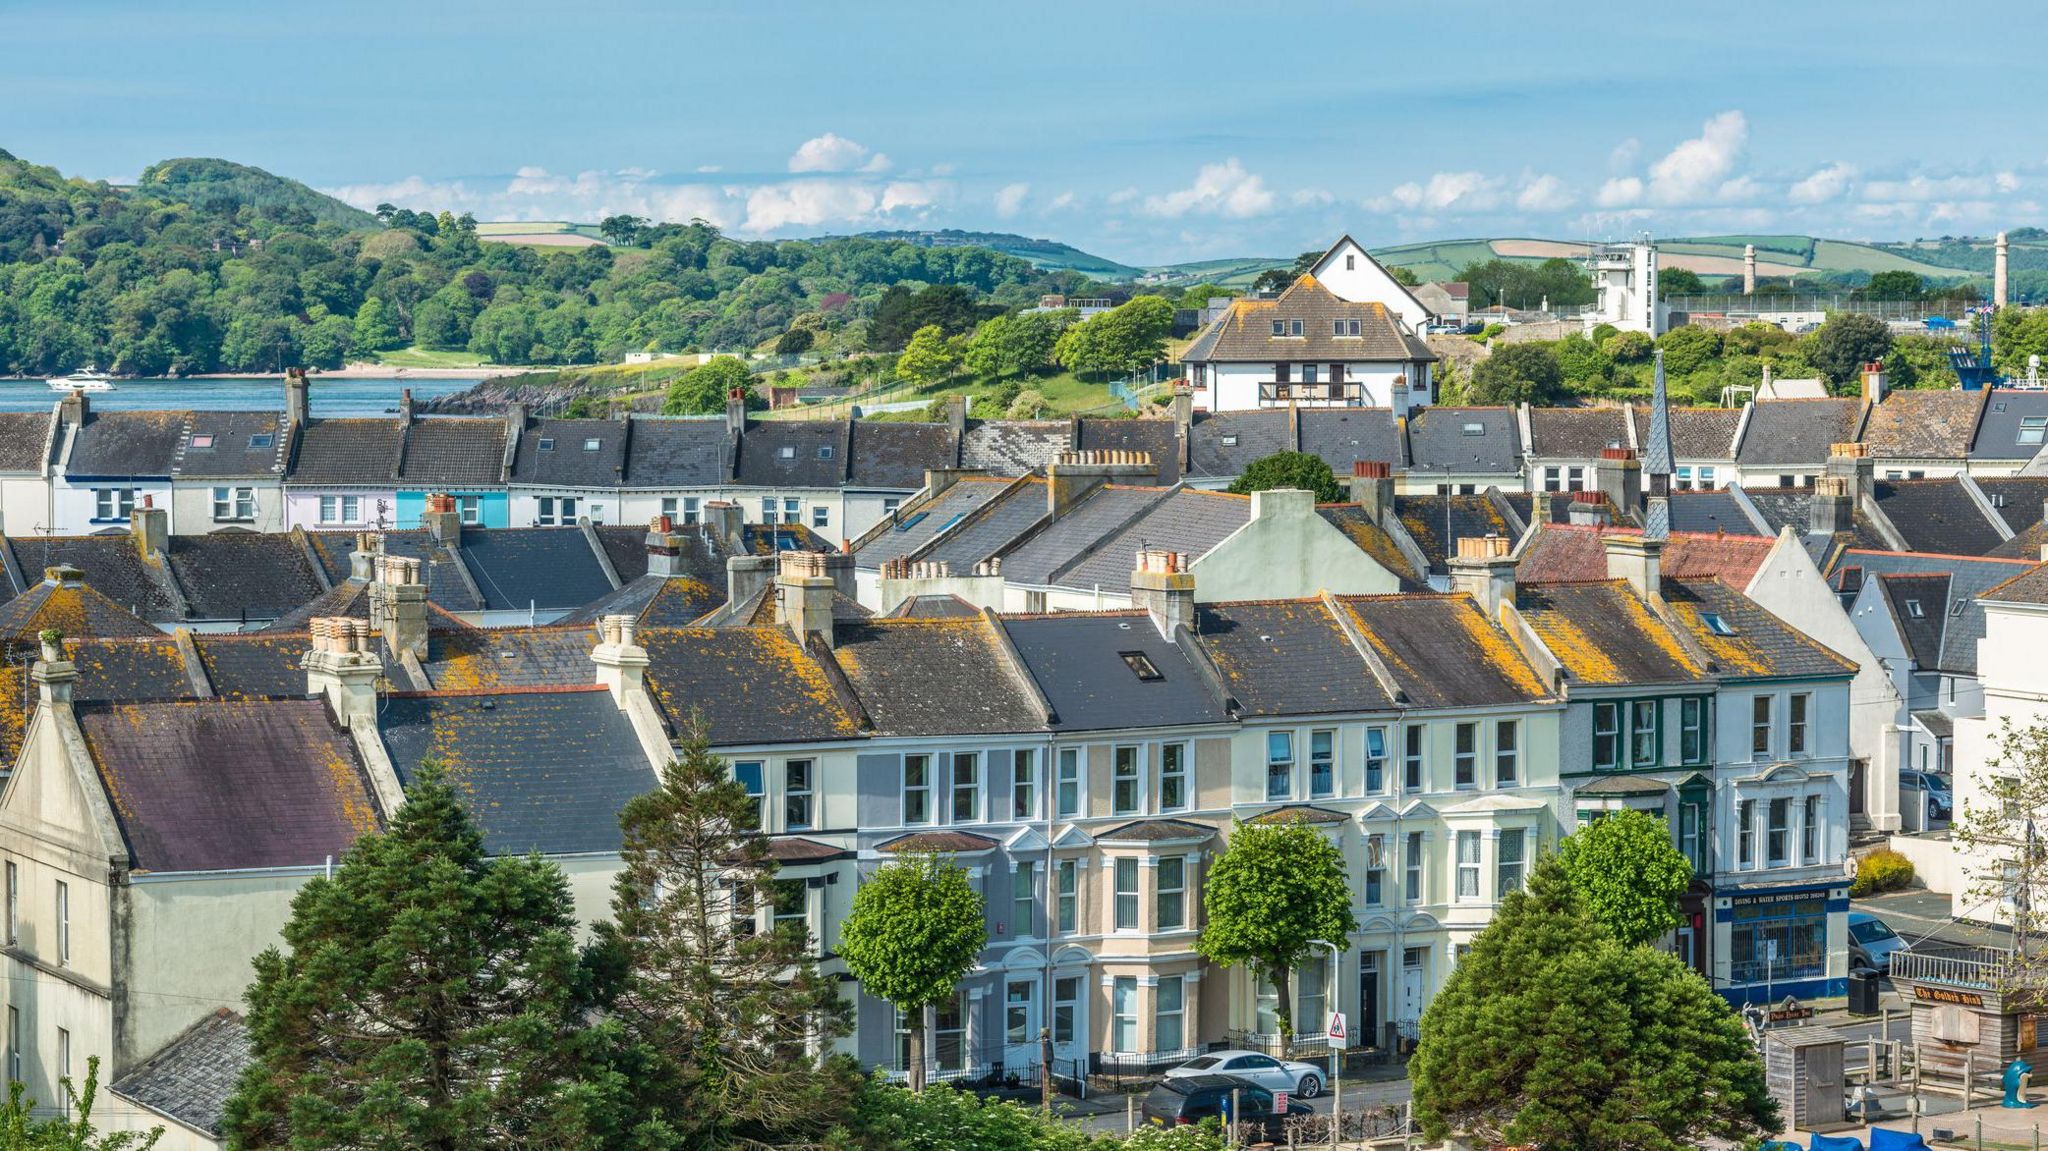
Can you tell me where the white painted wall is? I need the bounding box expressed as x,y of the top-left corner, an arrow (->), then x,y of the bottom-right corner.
1206,361 -> 1430,416
1190,488 -> 1405,601
1308,237 -> 1433,332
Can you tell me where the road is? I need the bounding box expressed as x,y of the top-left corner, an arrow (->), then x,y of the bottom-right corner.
1071,1072 -> 1414,1135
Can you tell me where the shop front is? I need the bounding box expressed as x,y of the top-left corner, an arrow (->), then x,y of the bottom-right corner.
1715,882 -> 1849,1005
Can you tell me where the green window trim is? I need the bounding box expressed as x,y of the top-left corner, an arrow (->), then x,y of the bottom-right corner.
1679,697 -> 1710,766
1629,699 -> 1661,768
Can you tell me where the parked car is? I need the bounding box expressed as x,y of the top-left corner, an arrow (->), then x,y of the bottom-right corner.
1901,770 -> 1953,821
1165,1050 -> 1326,1097
1141,1074 -> 1313,1138
1849,911 -> 1910,973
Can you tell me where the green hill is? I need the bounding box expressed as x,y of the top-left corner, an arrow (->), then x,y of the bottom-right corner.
135,157 -> 380,229
856,229 -> 1142,278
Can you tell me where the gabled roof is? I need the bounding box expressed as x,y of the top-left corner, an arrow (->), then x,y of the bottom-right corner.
0,636 -> 197,766
995,486 -> 1165,586
1514,580 -> 1704,686
112,1010 -> 248,1139
734,420 -> 850,488
1873,479 -> 2004,556
78,698 -> 381,872
915,478 -> 1048,571
1405,406 -> 1520,474
65,410 -> 188,477
828,617 -> 1044,736
846,420 -> 956,488
0,568 -> 161,654
556,574 -> 724,630
1971,391 -> 2048,461
0,535 -> 177,621
1184,274 -> 1434,363
1981,562 -> 2048,606
1047,489 -> 1249,594
1297,409 -> 1401,476
301,530 -> 481,614
886,593 -> 981,619
511,418 -> 627,487
962,419 -> 1070,474
1631,406 -> 1742,462
1076,419 -> 1181,485
378,687 -> 656,856
1658,579 -> 1857,680
1516,525 -> 1773,587
1735,399 -> 1866,469
853,476 -> 1017,569
1835,549 -> 2035,674
416,626 -> 600,690
1863,388 -> 1988,461
260,576 -> 477,636
1527,407 -> 1628,460
451,527 -> 616,613
1186,410 -> 1294,480
1395,493 -> 1517,577
1000,612 -> 1227,731
1972,475 -> 2048,532
397,417 -> 507,487
1667,489 -> 1765,536
0,411 -> 53,473
1194,599 -> 1396,716
171,411 -> 289,478
287,418 -> 404,484
1337,594 -> 1552,708
190,632 -> 320,699
639,626 -> 862,744
165,532 -> 327,622
1877,573 -> 1949,669
620,417 -> 729,487
1316,505 -> 1427,587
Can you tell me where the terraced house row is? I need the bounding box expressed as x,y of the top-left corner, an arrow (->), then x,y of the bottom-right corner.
0,481 -> 1868,1145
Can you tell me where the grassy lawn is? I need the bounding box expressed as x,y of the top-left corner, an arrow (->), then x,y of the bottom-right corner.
370,347 -> 491,368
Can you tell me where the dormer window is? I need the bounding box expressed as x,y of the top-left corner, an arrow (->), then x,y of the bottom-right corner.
189,434 -> 214,449
538,438 -> 555,451
1271,320 -> 1285,337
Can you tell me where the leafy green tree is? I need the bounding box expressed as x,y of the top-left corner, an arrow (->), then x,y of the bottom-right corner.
0,1057 -> 161,1148
1810,311 -> 1894,389
1226,451 -> 1344,503
1555,810 -> 1692,946
663,356 -> 754,416
590,732 -> 856,1149
349,296 -> 402,352
1551,333 -> 1612,390
1196,820 -> 1357,1039
962,315 -> 1012,379
1386,264 -> 1422,287
837,855 -> 988,1093
774,326 -> 814,354
1468,342 -> 1565,406
224,768 -> 620,1151
1054,297 -> 1173,379
895,324 -> 960,390
1657,267 -> 1706,298
1863,270 -> 1924,300
1457,258 -> 1595,309
1601,330 -> 1653,364
1412,858 -> 1775,1150
599,214 -> 650,246
300,312 -> 354,370
1655,325 -> 1723,376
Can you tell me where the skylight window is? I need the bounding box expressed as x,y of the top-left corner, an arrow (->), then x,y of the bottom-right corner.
894,511 -> 929,531
2020,416 -> 2047,446
1119,651 -> 1163,681
538,438 -> 555,451
1221,435 -> 1238,446
778,445 -> 796,459
818,445 -> 834,459
1700,612 -> 1738,637
248,433 -> 273,448
189,434 -> 214,449
1905,599 -> 1925,619
1462,422 -> 1486,436
583,437 -> 601,451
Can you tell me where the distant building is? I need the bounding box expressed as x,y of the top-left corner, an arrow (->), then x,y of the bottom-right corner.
1413,281 -> 1470,326
1583,238 -> 1668,336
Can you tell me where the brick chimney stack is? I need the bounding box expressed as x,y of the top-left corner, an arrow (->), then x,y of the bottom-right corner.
1130,548 -> 1195,639
131,495 -> 169,561
305,616 -> 382,724
370,554 -> 429,659
1448,535 -> 1516,618
777,551 -> 839,648
421,493 -> 463,544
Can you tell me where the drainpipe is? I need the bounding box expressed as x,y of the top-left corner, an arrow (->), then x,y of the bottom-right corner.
1041,734 -> 1058,1095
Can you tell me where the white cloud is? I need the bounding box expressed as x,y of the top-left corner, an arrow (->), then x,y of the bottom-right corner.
694,164 -> 723,174
1609,138 -> 1640,173
1106,186 -> 1140,205
879,181 -> 939,214
1368,171 -> 1504,214
1645,110 -> 1747,204
1141,159 -> 1275,219
788,132 -> 884,174
1862,171 -> 2020,203
1046,191 -> 1077,213
1596,176 -> 1643,208
1515,173 -> 1574,212
994,182 -> 1030,218
1789,162 -> 1856,204
1292,187 -> 1335,207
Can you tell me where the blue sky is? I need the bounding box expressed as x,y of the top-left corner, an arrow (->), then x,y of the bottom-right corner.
5,0 -> 2042,265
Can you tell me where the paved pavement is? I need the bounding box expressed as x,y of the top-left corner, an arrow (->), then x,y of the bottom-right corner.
1067,1072 -> 1413,1135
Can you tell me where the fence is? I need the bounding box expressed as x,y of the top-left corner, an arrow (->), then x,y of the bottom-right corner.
1665,295 -> 1989,322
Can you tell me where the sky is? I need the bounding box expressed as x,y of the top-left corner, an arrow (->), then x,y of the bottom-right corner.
4,0 -> 2044,266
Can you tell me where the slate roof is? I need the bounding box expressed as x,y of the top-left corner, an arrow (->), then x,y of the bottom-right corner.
1658,579 -> 1857,681
1982,562 -> 2048,606
1186,410 -> 1293,480
1000,612 -> 1227,731
556,574 -> 724,629
0,411 -> 52,473
962,420 -> 1070,474
1973,476 -> 2048,532
453,527 -> 616,613
1516,525 -> 1773,586
1045,489 -> 1249,594
165,532 -> 327,622
886,594 -> 982,618
585,522 -> 820,585
1395,493 -> 1517,576
112,1010 -> 249,1139
1194,599 -> 1396,716
1316,505 -> 1427,586
379,688 -> 655,856
1863,389 -> 1987,461
77,698 -> 380,872
0,571 -> 162,655
639,626 -> 863,744
1878,573 -> 1949,669
1298,409 -> 1402,476
828,618 -> 1044,735
1972,391 -> 2048,462
66,410 -> 187,477
1184,274 -> 1436,363
397,417 -> 507,487
287,418 -> 404,484
915,480 -> 1048,571
846,420 -> 956,488
1245,805 -> 1348,826
1735,399 -> 1866,469
417,627 -> 599,690
1872,480 -> 2004,556
511,418 -> 628,487
1992,519 -> 2048,561
1076,419 -> 1181,484
1667,489 -> 1765,536
853,477 -> 1016,569
190,633 -> 317,699
301,530 -> 482,614
997,487 -> 1165,586
0,535 -> 177,621
620,417 -> 730,487
1514,581 -> 1704,686
260,576 -> 477,636
735,420 -> 850,488
1833,550 -> 2035,674
878,830 -> 1000,853
1527,407 -> 1628,460
1632,406 -> 1742,461
1337,594 -> 1552,708
1405,406 -> 1520,474
171,411 -> 288,478
1096,818 -> 1214,842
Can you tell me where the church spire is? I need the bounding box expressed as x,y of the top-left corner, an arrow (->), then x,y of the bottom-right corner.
1644,348 -> 1673,539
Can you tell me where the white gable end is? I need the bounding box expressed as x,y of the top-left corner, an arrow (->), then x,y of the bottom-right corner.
1309,236 -> 1432,333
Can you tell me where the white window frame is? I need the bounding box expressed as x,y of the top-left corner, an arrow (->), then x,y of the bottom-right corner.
1112,745 -> 1141,815
1012,749 -> 1039,821
1309,729 -> 1336,799
1453,722 -> 1478,789
1403,725 -> 1425,791
1495,720 -> 1518,786
1112,977 -> 1138,1053
55,880 -> 68,967
784,758 -> 813,831
1366,726 -> 1388,793
212,485 -> 255,521
1055,859 -> 1077,934
811,505 -> 830,530
456,495 -> 482,525
1012,859 -> 1037,938
1788,693 -> 1811,756
950,752 -> 981,823
1802,794 -> 1821,864
1157,855 -> 1186,931
1751,696 -> 1773,762
1498,827 -> 1527,894
94,488 -> 135,521
903,754 -> 932,826
1405,831 -> 1424,904
1155,974 -> 1186,1053
1055,748 -> 1081,817
1159,742 -> 1188,811
1266,731 -> 1294,801
3,860 -> 14,945
1113,857 -> 1140,931
1767,796 -> 1791,867
732,760 -> 765,829
1455,831 -> 1480,901
1738,799 -> 1756,868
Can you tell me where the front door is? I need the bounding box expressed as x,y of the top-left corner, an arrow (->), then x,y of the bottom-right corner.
1051,974 -> 1085,1075
1399,947 -> 1426,1034
1004,979 -> 1039,1078
1849,758 -> 1867,818
1359,951 -> 1383,1050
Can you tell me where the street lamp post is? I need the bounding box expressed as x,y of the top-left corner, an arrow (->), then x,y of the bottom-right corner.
1309,938 -> 1343,1148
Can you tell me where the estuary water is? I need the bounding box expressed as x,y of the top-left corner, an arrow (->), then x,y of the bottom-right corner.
0,377 -> 477,416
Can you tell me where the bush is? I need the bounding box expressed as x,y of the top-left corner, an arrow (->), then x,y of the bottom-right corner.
1849,848 -> 1915,897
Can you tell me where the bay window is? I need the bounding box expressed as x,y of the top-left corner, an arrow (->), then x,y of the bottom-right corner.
1114,858 -> 1139,930
1157,856 -> 1186,931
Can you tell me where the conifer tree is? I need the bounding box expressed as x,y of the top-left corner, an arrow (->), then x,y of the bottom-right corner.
589,732 -> 857,1148
223,767 -> 620,1151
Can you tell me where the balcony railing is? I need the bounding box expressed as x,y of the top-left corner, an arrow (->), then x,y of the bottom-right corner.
1258,382 -> 1362,406
1892,946 -> 2013,990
